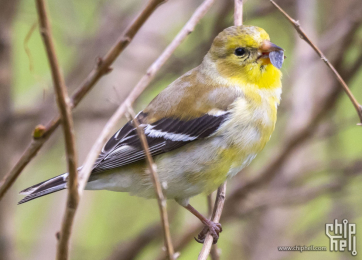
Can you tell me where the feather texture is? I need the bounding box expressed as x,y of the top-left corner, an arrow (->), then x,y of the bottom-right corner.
92,112 -> 230,173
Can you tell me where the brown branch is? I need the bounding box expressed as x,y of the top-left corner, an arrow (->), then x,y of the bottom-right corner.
128,107 -> 175,260
198,183 -> 226,260
206,194 -> 220,260
76,0 -> 215,195
69,0 -> 166,108
234,0 -> 243,26
34,1 -> 79,259
0,0 -> 166,200
270,0 -> 362,124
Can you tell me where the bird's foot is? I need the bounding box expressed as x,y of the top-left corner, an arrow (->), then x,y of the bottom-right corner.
194,220 -> 222,244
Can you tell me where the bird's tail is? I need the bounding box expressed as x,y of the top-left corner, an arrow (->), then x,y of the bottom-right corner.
18,173 -> 68,205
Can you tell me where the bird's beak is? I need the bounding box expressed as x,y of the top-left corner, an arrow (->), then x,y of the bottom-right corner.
258,41 -> 285,69
259,41 -> 284,53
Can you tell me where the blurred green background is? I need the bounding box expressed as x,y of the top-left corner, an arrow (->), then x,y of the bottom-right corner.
1,0 -> 362,259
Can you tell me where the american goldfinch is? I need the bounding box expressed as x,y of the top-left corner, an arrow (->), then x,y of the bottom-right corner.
19,25 -> 284,243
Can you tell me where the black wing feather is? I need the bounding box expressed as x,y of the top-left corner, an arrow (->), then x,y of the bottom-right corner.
92,112 -> 229,173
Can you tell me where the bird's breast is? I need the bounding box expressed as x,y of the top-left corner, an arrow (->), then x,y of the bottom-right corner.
214,87 -> 280,178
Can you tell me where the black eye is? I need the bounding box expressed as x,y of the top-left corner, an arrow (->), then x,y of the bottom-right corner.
234,47 -> 246,56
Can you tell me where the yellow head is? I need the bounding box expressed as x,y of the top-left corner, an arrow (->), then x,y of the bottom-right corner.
207,25 -> 284,89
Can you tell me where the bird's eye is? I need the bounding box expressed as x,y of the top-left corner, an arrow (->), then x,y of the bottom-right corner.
234,47 -> 246,56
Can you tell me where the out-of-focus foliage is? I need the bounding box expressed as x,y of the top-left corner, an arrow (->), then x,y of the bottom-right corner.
1,0 -> 362,259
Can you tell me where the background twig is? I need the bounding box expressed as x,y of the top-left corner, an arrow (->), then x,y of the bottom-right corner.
198,183 -> 226,260
270,0 -> 362,124
234,0 -> 243,26
34,1 -> 79,259
128,107 -> 175,260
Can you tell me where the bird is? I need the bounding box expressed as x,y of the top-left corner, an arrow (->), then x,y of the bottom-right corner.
18,25 -> 284,244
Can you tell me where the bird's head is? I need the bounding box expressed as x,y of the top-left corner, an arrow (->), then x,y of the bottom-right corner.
206,25 -> 284,87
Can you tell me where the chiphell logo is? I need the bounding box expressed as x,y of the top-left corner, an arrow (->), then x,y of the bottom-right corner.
326,219 -> 357,256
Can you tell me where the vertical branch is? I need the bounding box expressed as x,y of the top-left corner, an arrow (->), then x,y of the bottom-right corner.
270,0 -> 362,124
34,1 -> 78,260
198,1 -> 243,259
127,107 -> 175,260
207,194 -> 220,260
198,183 -> 227,260
234,0 -> 243,26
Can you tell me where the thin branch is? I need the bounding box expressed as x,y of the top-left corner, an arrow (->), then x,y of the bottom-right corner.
207,193 -> 220,260
127,107 -> 175,260
0,0 -> 166,200
198,183 -> 226,260
270,0 -> 362,124
76,0 -> 215,196
234,0 -> 243,26
70,0 -> 167,108
34,1 -> 78,259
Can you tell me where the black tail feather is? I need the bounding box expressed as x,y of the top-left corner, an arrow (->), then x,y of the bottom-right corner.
18,185 -> 66,204
18,173 -> 68,204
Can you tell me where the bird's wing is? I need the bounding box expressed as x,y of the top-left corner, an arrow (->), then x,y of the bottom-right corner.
91,111 -> 229,173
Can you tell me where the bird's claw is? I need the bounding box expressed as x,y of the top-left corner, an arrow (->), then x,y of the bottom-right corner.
194,221 -> 222,244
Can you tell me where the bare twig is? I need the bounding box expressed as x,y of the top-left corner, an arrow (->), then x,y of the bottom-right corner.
76,0 -> 215,195
206,194 -> 220,260
234,0 -> 243,26
34,1 -> 78,259
70,0 -> 167,108
0,0 -> 166,200
127,107 -> 175,260
270,0 -> 362,124
198,183 -> 226,260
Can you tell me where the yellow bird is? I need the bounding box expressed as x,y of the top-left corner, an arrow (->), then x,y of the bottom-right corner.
19,25 -> 284,243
